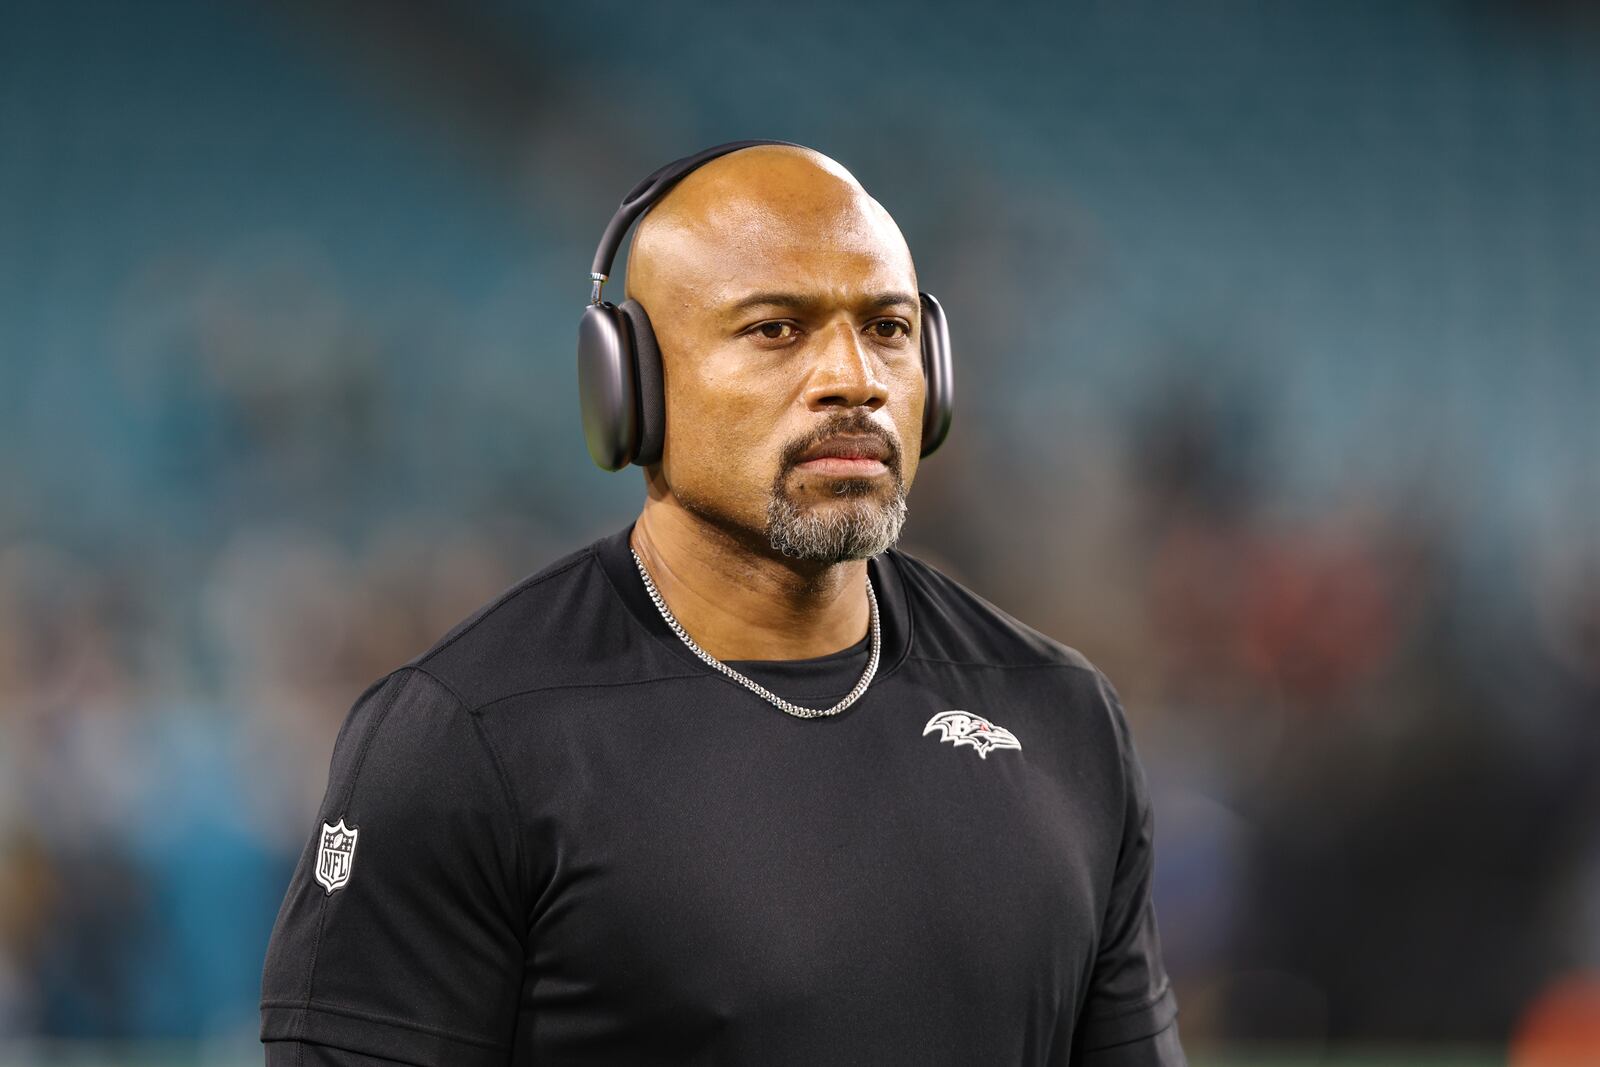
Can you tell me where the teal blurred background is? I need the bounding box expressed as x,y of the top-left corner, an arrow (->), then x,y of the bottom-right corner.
1,1 -> 1597,1064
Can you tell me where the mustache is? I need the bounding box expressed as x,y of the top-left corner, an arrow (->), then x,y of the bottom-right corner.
778,414 -> 903,475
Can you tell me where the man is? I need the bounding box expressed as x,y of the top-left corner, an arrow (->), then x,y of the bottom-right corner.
260,143 -> 1186,1065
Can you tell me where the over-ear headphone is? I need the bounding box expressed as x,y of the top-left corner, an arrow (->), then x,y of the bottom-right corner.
577,139 -> 954,472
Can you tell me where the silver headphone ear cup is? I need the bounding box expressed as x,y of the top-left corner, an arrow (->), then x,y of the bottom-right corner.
918,291 -> 953,457
618,299 -> 665,467
577,302 -> 640,471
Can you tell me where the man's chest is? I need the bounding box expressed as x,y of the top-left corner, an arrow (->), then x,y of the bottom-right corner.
494,672 -> 1124,1059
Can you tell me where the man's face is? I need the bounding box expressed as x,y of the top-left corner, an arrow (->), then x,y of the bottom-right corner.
631,158 -> 925,563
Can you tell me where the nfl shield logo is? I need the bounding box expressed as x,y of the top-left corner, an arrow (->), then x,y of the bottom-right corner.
315,818 -> 359,894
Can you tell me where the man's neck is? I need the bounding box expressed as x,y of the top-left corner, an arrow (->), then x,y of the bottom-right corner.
629,498 -> 871,662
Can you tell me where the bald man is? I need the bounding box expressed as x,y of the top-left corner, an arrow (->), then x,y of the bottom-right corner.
260,145 -> 1186,1066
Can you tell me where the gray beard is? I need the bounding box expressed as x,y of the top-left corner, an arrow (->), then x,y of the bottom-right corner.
765,477 -> 909,563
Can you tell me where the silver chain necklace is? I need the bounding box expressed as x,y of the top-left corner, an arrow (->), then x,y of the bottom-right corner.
630,548 -> 881,719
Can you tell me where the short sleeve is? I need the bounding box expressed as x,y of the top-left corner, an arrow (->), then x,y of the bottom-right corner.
266,1043 -> 414,1065
1072,670 -> 1186,1066
260,667 -> 526,1066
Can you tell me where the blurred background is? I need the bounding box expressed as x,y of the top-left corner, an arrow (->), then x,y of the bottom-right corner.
1,0 -> 1597,1064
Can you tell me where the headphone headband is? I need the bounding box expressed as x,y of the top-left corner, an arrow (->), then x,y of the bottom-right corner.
588,139 -> 808,298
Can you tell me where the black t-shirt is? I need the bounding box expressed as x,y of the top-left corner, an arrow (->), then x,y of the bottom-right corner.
260,522 -> 1185,1066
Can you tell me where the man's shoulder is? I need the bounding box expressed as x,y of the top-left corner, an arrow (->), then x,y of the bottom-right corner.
393,533 -> 656,710
886,547 -> 1137,764
886,546 -> 1098,676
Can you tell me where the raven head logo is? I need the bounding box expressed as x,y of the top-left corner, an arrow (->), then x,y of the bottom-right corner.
922,710 -> 1022,759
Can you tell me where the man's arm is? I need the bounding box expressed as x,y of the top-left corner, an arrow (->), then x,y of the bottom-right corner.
260,667 -> 527,1066
266,1044 -> 416,1065
1070,669 -> 1187,1066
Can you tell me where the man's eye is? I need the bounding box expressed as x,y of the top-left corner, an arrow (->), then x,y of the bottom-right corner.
751,322 -> 797,342
870,321 -> 910,340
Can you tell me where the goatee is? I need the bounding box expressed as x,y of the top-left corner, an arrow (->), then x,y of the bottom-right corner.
765,420 -> 909,563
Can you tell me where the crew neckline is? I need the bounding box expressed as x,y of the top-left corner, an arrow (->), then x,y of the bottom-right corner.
723,628 -> 874,703
592,520 -> 913,700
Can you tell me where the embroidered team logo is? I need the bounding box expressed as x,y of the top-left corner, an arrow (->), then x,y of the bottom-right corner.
923,710 -> 1022,759
315,818 -> 359,894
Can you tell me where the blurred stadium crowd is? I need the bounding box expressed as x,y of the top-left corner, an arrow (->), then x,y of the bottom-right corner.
0,0 -> 1596,1060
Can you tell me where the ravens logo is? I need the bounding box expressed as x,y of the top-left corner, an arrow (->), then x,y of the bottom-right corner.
922,710 -> 1022,759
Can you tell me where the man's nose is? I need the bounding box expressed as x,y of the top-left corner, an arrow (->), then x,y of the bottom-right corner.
802,321 -> 889,411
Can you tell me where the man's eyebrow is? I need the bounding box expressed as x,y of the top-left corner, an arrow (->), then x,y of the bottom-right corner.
721,290 -> 920,318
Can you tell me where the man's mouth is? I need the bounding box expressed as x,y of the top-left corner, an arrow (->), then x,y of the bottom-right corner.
793,434 -> 892,477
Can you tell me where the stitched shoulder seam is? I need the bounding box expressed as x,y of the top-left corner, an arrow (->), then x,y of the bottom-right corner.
472,671 -> 709,713
907,654 -> 1098,674
407,667 -> 533,949
415,549 -> 596,667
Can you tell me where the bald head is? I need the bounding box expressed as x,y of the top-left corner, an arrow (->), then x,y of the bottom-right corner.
617,142 -> 927,567
622,145 -> 916,313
